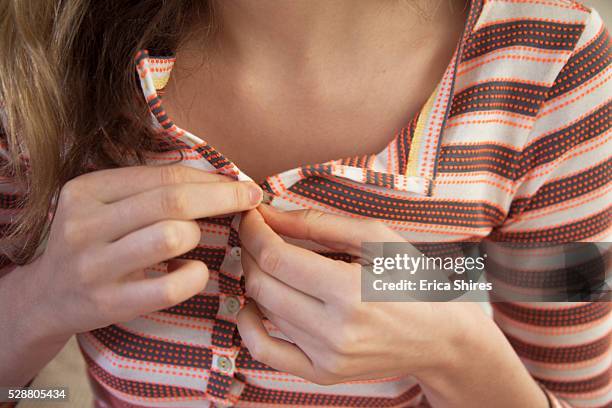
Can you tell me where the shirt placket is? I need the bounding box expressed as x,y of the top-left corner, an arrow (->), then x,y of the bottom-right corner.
204,214 -> 248,406
137,51 -> 254,406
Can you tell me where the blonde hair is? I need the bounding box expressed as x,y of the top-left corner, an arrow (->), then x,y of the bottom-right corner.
0,0 -> 211,264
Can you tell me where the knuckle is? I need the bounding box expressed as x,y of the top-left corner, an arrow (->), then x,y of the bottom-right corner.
245,273 -> 262,300
158,223 -> 184,254
59,179 -> 82,205
302,209 -> 326,225
88,290 -> 115,319
160,188 -> 188,216
185,221 -> 202,246
193,261 -> 209,288
61,218 -> 84,246
159,165 -> 185,185
231,183 -> 248,209
259,245 -> 282,274
72,255 -> 91,284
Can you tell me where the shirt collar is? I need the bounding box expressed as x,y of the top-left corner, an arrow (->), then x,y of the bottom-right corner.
136,0 -> 484,196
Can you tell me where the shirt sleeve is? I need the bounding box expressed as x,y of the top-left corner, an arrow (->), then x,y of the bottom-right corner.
486,7 -> 611,408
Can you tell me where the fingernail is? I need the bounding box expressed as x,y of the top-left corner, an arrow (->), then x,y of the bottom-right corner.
249,184 -> 263,205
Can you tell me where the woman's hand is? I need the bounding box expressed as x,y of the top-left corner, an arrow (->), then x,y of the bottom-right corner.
237,205 -> 469,383
26,164 -> 263,340
237,205 -> 549,407
1,163 -> 263,386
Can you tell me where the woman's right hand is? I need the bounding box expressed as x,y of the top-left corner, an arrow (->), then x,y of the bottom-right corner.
25,164 -> 262,340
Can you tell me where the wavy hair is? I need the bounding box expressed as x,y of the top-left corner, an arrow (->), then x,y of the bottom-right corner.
0,0 -> 212,264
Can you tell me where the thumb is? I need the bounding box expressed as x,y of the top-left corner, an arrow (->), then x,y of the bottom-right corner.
257,205 -> 403,258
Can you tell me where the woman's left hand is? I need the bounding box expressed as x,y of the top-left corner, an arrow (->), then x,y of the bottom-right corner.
236,205 -> 484,385
237,205 -> 551,407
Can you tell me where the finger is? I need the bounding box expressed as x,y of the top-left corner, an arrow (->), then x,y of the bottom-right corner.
237,302 -> 318,381
256,305 -> 400,383
258,205 -> 411,260
113,259 -> 209,315
98,220 -> 202,277
239,209 -> 345,299
242,250 -> 327,335
258,304 -> 323,354
97,181 -> 262,241
79,164 -> 234,203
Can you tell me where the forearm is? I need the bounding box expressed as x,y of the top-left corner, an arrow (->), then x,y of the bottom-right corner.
0,263 -> 70,386
416,307 -> 549,408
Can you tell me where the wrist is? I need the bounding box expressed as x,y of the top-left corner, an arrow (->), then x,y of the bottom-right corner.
12,260 -> 72,346
0,261 -> 70,386
413,304 -> 549,408
413,303 -> 491,387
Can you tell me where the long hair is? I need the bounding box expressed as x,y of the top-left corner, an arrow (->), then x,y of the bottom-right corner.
0,0 -> 212,264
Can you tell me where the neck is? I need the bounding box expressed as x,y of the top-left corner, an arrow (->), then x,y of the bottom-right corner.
164,0 -> 469,183
196,0 -> 466,70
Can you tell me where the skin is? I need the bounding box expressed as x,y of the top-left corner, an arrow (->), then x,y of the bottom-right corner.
1,0 -> 548,406
0,165 -> 263,385
164,0 -> 467,182
238,206 -> 549,407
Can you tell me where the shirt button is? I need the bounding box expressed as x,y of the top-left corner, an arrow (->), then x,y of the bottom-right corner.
230,246 -> 242,260
225,296 -> 241,314
216,356 -> 233,373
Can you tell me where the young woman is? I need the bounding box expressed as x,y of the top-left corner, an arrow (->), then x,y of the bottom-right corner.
0,0 -> 609,407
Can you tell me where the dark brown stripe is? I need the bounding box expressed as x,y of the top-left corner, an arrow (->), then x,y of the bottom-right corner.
212,318 -> 236,348
161,294 -> 219,320
485,249 -> 610,289
83,353 -> 206,399
510,157 -> 610,217
206,370 -> 233,399
90,325 -> 212,369
289,176 -> 505,227
180,246 -> 226,272
490,207 -> 610,243
193,144 -> 233,170
547,28 -> 611,99
450,81 -> 548,117
536,371 -> 610,394
438,143 -> 520,179
396,118 -> 417,176
518,102 -> 611,178
240,382 -> 422,407
463,20 -> 584,61
493,302 -> 611,327
218,270 -> 244,295
236,346 -> 275,371
505,332 -> 610,363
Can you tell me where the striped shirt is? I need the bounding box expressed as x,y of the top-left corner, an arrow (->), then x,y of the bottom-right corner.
1,0 -> 610,407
